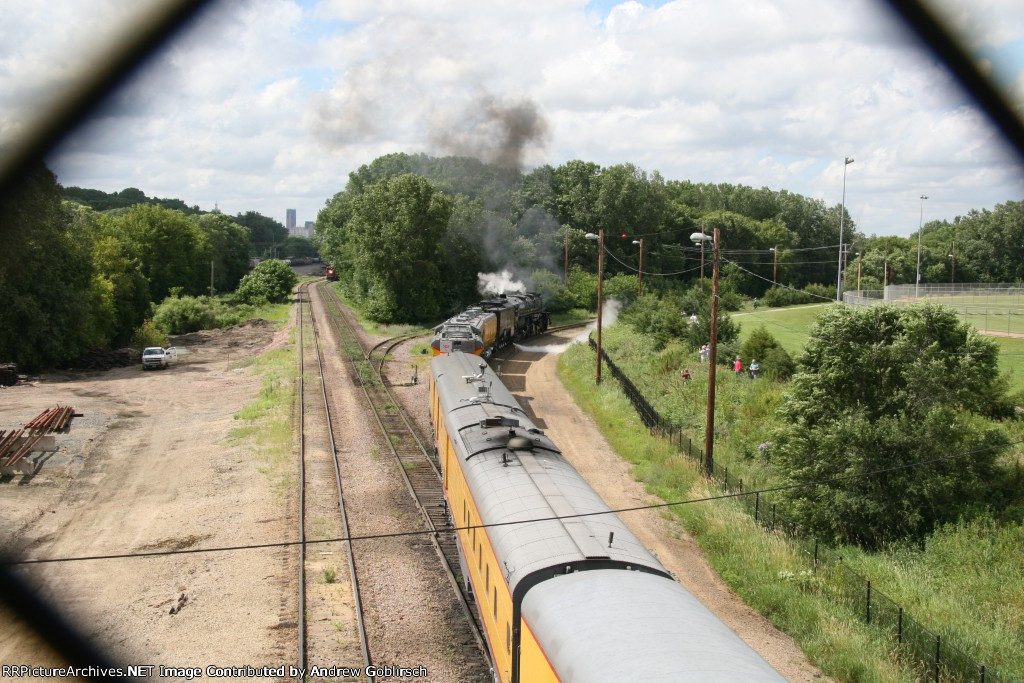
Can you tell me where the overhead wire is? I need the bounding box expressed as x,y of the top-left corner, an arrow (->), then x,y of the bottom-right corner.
5,438 -> 1020,567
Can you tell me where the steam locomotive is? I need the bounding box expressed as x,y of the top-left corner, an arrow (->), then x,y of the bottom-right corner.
430,293 -> 549,357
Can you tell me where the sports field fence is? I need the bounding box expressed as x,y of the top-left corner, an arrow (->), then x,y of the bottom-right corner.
844,284 -> 1024,337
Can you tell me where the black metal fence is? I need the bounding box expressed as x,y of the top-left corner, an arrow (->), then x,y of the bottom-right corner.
588,338 -> 1004,683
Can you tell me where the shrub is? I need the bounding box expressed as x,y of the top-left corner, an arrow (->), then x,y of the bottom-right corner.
773,304 -> 1010,546
621,292 -> 689,350
803,282 -> 835,301
237,259 -> 298,305
528,269 -> 575,313
130,319 -> 168,348
761,346 -> 795,380
153,295 -> 228,334
761,285 -> 815,307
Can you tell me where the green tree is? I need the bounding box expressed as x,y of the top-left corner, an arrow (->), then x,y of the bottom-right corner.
348,174 -> 452,322
89,232 -> 152,345
740,326 -> 794,379
234,211 -> 287,257
0,166 -> 98,369
236,259 -> 298,304
102,204 -> 208,300
772,304 -> 1011,547
193,213 -> 250,294
280,235 -> 316,258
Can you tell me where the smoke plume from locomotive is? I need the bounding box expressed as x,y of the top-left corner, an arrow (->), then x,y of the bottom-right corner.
478,270 -> 526,295
515,299 -> 623,354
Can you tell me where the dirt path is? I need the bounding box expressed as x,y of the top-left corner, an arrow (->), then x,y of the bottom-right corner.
0,321 -> 295,676
502,331 -> 828,682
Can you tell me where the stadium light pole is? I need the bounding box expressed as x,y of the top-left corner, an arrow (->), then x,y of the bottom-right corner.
855,252 -> 862,291
836,157 -> 854,302
769,246 -> 778,288
691,228 -> 719,477
632,239 -> 644,297
585,231 -> 604,384
916,195 -> 928,297
949,241 -> 956,284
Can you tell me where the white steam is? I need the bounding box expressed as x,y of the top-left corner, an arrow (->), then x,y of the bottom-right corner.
515,298 -> 623,354
478,270 -> 526,295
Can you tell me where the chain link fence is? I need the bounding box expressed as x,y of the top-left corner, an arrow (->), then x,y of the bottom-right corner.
844,284 -> 1024,337
588,337 -> 1005,682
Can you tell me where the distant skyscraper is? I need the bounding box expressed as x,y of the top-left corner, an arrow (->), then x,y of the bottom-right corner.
286,208 -> 296,235
304,221 -> 314,239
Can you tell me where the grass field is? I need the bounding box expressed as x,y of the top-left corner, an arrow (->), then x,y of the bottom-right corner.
733,303 -> 829,355
991,336 -> 1024,396
889,292 -> 1024,336
732,301 -> 1024,395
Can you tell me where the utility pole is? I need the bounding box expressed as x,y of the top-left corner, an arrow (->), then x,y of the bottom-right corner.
632,238 -> 644,297
564,229 -> 569,286
691,229 -> 719,477
700,238 -> 705,286
585,231 -> 605,384
857,252 -> 863,291
771,247 -> 778,288
836,157 -> 854,302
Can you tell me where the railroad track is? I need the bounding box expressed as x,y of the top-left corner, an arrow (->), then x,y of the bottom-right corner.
316,282 -> 491,667
367,331 -> 424,377
296,283 -> 371,681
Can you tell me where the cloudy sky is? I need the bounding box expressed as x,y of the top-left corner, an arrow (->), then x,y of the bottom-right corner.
3,0 -> 1023,237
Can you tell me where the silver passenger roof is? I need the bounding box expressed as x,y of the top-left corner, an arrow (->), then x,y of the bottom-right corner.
431,352 -> 665,595
521,570 -> 786,682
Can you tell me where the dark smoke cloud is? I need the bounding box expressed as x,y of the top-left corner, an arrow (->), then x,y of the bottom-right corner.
429,92 -> 548,170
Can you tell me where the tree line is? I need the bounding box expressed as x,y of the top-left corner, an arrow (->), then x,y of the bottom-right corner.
0,166 -> 295,370
315,153 -> 856,323
318,153 -> 1023,324
844,201 -> 1024,290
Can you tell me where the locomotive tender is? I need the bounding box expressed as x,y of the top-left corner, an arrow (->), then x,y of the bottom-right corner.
429,352 -> 785,683
431,293 -> 549,357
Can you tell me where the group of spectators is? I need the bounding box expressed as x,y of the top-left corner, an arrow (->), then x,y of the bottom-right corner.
681,352 -> 761,386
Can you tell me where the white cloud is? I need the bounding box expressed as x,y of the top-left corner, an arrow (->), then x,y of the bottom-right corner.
0,0 -> 1018,235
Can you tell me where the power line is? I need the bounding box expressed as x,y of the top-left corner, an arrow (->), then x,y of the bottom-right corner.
601,244 -> 703,276
723,258 -> 838,302
5,438 -> 1019,567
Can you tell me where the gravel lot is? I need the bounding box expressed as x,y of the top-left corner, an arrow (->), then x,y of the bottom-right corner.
0,320 -> 296,678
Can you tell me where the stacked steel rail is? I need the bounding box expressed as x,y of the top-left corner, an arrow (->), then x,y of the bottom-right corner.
317,282 -> 490,666
0,405 -> 75,471
296,283 -> 371,680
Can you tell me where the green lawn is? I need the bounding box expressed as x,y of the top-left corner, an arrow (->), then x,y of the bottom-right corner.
733,303 -> 830,355
731,302 -> 1024,395
992,335 -> 1024,396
